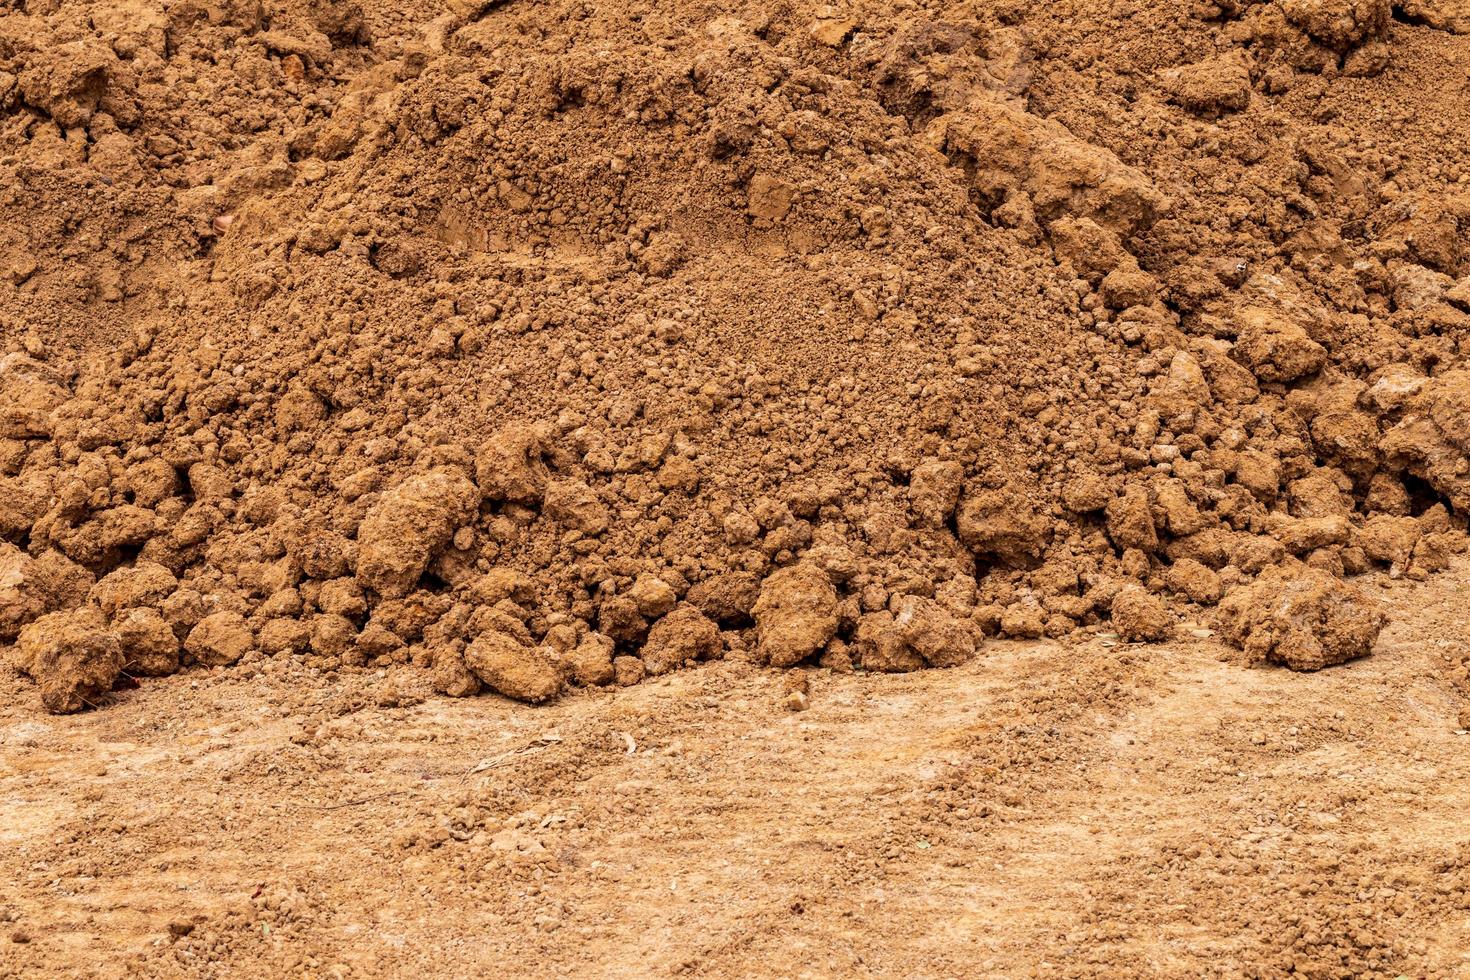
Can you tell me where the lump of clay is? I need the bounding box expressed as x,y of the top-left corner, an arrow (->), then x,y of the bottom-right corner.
12,605 -> 122,714
1062,473 -> 1113,513
463,630 -> 564,703
52,505 -> 161,572
934,96 -> 1168,235
1232,307 -> 1326,383
476,423 -> 551,504
641,605 -> 721,675
1162,51 -> 1253,117
854,611 -> 925,672
909,460 -> 964,527
1100,260 -> 1158,309
1218,561 -> 1385,670
88,2 -> 168,58
956,482 -> 1051,564
752,563 -> 838,667
357,467 -> 480,597
0,545 -> 40,640
1048,216 -> 1127,282
1281,0 -> 1391,50
543,478 -> 609,535
1111,586 -> 1172,642
114,607 -> 181,676
890,595 -> 978,667
687,571 -> 760,624
1399,0 -> 1470,33
91,561 -> 178,618
0,471 -> 53,539
1105,485 -> 1159,553
1378,369 -> 1470,511
430,647 -> 481,698
628,574 -> 678,617
1164,558 -> 1223,605
1,544 -> 94,641
1357,514 -> 1421,568
274,385 -> 328,432
0,355 -> 70,438
185,611 -> 255,667
565,631 -> 615,686
17,41 -> 133,130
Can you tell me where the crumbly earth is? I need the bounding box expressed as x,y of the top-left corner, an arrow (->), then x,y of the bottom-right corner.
3,0 -> 1470,969
3,0 -> 1470,711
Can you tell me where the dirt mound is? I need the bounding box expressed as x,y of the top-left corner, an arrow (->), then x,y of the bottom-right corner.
3,0 -> 1470,711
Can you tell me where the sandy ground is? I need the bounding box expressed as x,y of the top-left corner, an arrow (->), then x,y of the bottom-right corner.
3,560 -> 1469,979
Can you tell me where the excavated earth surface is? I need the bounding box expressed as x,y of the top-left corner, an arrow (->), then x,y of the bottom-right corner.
3,0 -> 1470,974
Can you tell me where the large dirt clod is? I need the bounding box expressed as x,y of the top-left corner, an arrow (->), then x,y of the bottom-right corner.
753,564 -> 839,668
1218,562 -> 1386,670
185,611 -> 255,668
357,469 -> 481,599
642,606 -> 722,676
464,631 -> 565,703
12,605 -> 122,714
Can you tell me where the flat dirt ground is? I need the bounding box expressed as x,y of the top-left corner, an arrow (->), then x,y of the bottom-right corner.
4,558 -> 1470,979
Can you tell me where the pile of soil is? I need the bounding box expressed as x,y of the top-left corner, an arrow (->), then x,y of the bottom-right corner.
2,0 -> 1468,712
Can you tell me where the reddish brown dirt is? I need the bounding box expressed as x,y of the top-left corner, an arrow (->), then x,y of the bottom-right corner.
4,0 -> 1470,974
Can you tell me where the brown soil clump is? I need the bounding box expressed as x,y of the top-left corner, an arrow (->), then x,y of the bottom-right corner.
9,605 -> 121,713
1219,559 -> 1387,669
